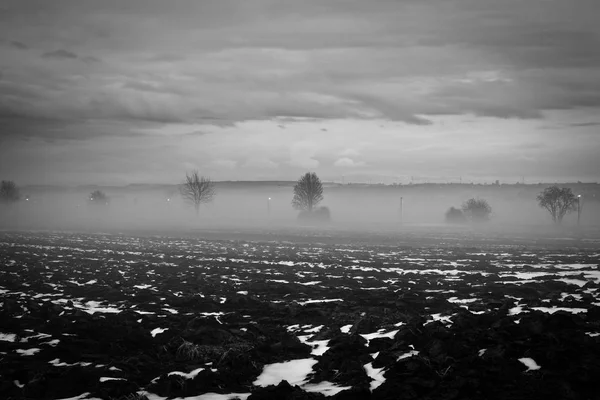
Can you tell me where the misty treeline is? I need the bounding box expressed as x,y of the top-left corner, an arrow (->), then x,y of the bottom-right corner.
0,176 -> 589,226
444,185 -> 583,225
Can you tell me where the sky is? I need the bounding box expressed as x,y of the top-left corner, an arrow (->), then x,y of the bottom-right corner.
0,0 -> 599,186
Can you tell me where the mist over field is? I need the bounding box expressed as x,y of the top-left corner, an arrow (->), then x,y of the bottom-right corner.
2,182 -> 598,237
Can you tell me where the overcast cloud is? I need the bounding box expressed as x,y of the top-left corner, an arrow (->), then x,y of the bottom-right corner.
0,0 -> 599,184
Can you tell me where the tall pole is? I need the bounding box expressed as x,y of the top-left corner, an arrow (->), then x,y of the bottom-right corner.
577,195 -> 581,226
268,197 -> 271,217
400,196 -> 403,225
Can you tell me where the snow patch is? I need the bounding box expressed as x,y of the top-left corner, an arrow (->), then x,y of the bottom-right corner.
168,367 -> 205,380
0,333 -> 16,342
364,363 -> 386,391
17,348 -> 41,356
253,358 -> 317,387
100,377 -> 127,382
518,357 -> 541,371
150,328 -> 168,337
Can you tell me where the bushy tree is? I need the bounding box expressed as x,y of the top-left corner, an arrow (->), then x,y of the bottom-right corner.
462,198 -> 492,222
445,207 -> 466,224
536,185 -> 578,224
180,171 -> 215,215
0,180 -> 20,204
292,172 -> 324,212
88,190 -> 109,205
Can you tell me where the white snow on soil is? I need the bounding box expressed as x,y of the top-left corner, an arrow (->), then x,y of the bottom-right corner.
426,314 -> 454,325
555,264 -> 598,270
447,297 -> 479,304
298,336 -> 330,356
364,362 -> 386,391
49,358 -> 93,367
340,325 -> 352,333
134,284 -> 153,289
304,325 -> 324,333
17,348 -> 41,356
531,306 -> 587,314
0,333 -> 16,342
78,300 -> 122,315
556,278 -> 588,287
297,299 -> 343,306
303,381 -> 352,396
360,329 -> 399,346
508,306 -> 528,316
518,357 -> 541,371
150,328 -> 168,337
168,367 -> 205,379
99,377 -> 126,382
253,358 -> 318,386
397,350 -> 420,361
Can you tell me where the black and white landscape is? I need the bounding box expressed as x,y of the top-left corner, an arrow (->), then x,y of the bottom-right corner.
2,0 -> 600,399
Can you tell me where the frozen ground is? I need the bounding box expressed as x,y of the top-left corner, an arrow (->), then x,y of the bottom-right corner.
0,229 -> 599,399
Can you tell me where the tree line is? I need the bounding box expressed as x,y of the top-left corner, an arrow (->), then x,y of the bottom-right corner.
0,176 -> 586,225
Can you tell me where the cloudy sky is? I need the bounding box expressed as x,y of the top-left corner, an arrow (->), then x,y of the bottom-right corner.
1,0 -> 599,185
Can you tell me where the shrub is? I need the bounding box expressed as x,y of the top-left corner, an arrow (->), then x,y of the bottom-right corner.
0,180 -> 21,204
298,206 -> 331,224
445,207 -> 466,224
461,198 -> 492,222
88,190 -> 109,206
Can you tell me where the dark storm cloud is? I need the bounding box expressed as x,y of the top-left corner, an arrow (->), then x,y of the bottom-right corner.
2,0 -> 600,130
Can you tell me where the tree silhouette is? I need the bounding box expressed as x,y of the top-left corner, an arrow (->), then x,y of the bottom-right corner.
88,190 -> 109,205
180,171 -> 215,215
536,185 -> 578,224
445,207 -> 466,224
462,198 -> 492,222
292,172 -> 324,212
0,180 -> 20,204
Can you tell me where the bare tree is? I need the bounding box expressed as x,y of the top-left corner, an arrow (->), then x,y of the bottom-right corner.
292,172 -> 324,212
0,180 -> 21,204
180,171 -> 215,215
537,185 -> 577,224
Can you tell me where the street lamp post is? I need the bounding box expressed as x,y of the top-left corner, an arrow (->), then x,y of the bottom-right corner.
267,197 -> 271,217
577,195 -> 582,226
399,196 -> 403,225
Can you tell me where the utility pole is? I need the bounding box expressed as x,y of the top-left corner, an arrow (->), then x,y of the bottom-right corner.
577,195 -> 580,225
267,197 -> 271,217
399,196 -> 403,225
